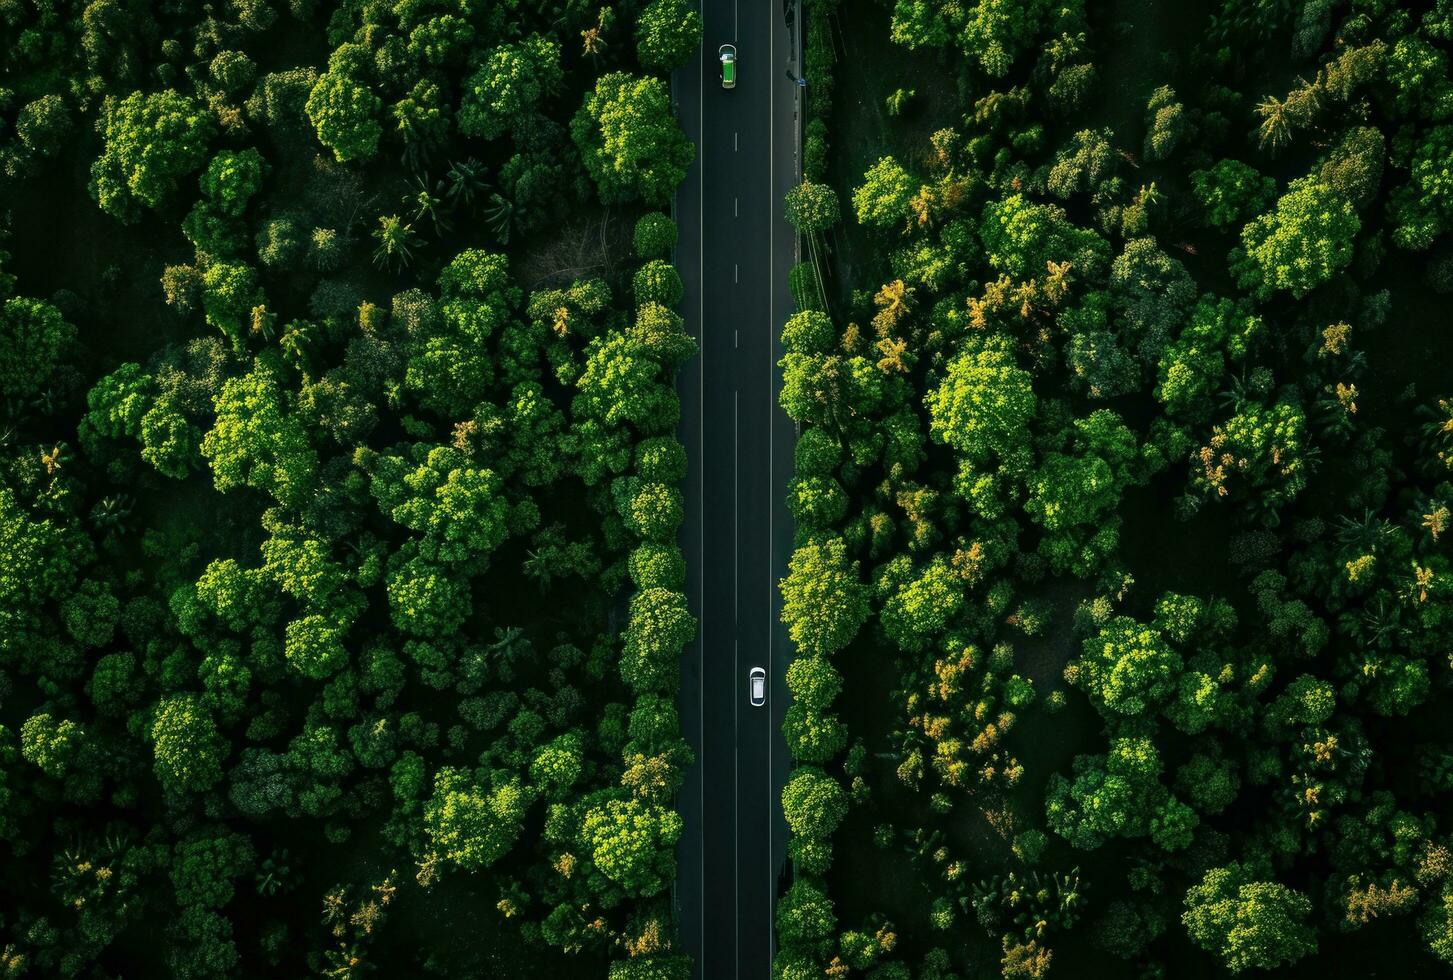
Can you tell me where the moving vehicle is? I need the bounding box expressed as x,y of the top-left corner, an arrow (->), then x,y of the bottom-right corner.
719,44 -> 737,89
748,666 -> 766,706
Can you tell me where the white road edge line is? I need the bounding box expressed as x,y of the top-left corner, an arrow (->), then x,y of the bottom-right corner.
767,8 -> 776,973
696,11 -> 706,968
733,389 -> 740,979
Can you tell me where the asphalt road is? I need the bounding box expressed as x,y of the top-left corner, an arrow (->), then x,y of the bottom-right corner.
674,0 -> 799,977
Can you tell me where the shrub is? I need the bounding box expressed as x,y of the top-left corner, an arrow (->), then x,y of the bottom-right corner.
804,119 -> 830,182
634,213 -> 678,259
633,260 -> 684,307
789,262 -> 823,312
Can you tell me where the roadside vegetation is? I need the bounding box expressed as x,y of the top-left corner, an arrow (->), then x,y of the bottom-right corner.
777,0 -> 1453,977
0,1 -> 700,977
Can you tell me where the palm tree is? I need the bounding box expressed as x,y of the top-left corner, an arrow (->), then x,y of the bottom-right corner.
1420,502 -> 1450,542
89,494 -> 134,534
483,190 -> 525,245
581,7 -> 613,61
873,278 -> 912,330
371,215 -> 421,270
443,157 -> 488,210
1334,509 -> 1395,552
404,176 -> 451,236
1255,95 -> 1293,153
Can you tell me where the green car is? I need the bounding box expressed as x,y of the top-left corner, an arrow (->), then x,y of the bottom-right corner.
719,44 -> 737,89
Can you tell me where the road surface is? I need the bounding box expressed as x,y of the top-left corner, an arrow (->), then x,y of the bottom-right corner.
674,0 -> 800,976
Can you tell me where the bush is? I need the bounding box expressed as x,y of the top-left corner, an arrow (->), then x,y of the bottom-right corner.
885,88 -> 915,116
1427,249 -> 1453,293
633,260 -> 684,307
785,181 -> 842,234
307,227 -> 346,271
634,213 -> 678,259
256,215 -> 303,268
804,119 -> 830,182
628,543 -> 686,590
789,262 -> 823,312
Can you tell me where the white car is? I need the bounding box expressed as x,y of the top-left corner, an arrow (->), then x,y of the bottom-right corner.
748,666 -> 766,707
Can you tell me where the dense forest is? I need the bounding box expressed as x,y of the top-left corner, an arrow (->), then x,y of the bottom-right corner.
776,0 -> 1453,977
0,0 -> 702,977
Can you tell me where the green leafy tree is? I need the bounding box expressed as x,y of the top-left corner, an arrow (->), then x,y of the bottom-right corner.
458,36 -> 563,141
1025,410 -> 1137,574
151,695 -> 227,794
82,362 -> 153,440
979,194 -> 1109,280
782,704 -> 848,763
1230,178 -> 1359,298
201,364 -> 319,509
386,550 -> 471,638
1045,736 -> 1186,850
777,878 -> 837,953
168,905 -> 240,978
633,260 -> 684,307
306,70 -> 382,163
782,767 -> 848,841
1389,125 -> 1453,250
1071,616 -> 1182,717
571,73 -> 693,206
1047,128 -> 1116,200
199,261 -> 264,347
529,731 -> 585,799
1191,401 -> 1310,517
853,156 -> 916,232
15,94 -> 71,157
91,89 -> 214,221
621,587 -> 696,694
1318,125 -> 1384,211
199,148 -> 265,218
581,796 -> 683,897
1177,750 -> 1241,815
0,295 -> 76,398
283,614 -> 350,680
1191,159 -> 1277,230
620,480 -> 684,543
926,336 -> 1036,469
786,180 -> 843,235
423,767 -> 530,871
889,0 -> 1071,77
1142,86 -> 1188,161
880,555 -> 965,651
20,712 -> 89,785
1182,864 -> 1316,973
574,331 -> 679,433
1422,885 -> 1453,966
141,394 -> 205,479
634,213 -> 678,259
0,487 -> 89,659
171,832 -> 255,908
636,0 -> 704,71
371,445 -> 514,564
780,536 -> 869,655
1111,237 -> 1196,358
1154,295 -> 1261,419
